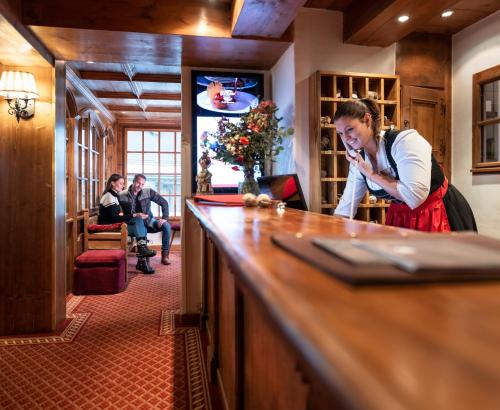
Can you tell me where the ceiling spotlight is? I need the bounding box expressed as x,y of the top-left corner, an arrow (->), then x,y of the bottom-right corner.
398,15 -> 409,23
86,61 -> 94,64
441,10 -> 453,18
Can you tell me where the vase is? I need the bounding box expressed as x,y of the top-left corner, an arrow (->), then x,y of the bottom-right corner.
238,162 -> 260,195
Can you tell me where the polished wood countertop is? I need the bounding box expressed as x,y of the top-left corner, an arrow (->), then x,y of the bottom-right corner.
186,200 -> 500,410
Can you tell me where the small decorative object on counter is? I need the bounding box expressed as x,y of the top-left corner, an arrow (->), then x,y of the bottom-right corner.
276,202 -> 286,215
242,193 -> 258,207
256,193 -> 272,207
196,151 -> 214,194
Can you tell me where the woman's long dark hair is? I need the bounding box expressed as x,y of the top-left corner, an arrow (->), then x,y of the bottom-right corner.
333,98 -> 382,137
103,174 -> 124,195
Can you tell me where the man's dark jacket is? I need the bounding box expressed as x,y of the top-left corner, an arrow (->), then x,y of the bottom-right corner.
118,187 -> 169,219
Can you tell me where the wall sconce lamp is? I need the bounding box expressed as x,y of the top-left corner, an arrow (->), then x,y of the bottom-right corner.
0,71 -> 39,122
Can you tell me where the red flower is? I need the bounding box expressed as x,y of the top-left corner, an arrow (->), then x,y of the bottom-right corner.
231,165 -> 240,171
239,137 -> 250,145
235,156 -> 244,164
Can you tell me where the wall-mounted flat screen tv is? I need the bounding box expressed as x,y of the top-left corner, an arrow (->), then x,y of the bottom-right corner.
191,70 -> 264,193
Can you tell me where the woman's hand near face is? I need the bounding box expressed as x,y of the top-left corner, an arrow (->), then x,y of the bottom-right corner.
345,151 -> 375,180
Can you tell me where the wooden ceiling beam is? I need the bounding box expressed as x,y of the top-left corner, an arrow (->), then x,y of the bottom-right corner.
22,0 -> 231,38
140,93 -> 181,101
80,71 -> 181,83
133,73 -> 181,83
66,66 -> 115,123
94,91 -> 136,99
0,0 -> 54,65
94,91 -> 182,101
108,105 -> 181,113
343,0 -> 461,46
231,0 -> 307,38
145,107 -> 182,113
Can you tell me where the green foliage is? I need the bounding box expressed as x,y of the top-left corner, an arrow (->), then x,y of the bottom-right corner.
207,100 -> 293,169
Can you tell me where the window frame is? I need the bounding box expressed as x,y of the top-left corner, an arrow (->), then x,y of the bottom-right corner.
124,127 -> 182,218
472,64 -> 500,174
73,111 -> 105,214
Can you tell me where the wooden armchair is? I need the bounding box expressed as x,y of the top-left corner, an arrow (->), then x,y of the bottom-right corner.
83,210 -> 128,251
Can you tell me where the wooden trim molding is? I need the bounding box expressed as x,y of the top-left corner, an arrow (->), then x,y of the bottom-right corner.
66,65 -> 115,123
472,64 -> 500,174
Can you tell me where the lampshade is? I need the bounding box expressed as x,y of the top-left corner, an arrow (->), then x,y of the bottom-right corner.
0,71 -> 39,100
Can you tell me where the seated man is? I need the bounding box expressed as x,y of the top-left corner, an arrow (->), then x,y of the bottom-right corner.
119,174 -> 172,265
99,173 -> 156,274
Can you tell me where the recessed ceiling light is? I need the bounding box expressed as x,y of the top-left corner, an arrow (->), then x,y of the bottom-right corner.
441,10 -> 453,18
86,61 -> 94,64
121,111 -> 126,114
398,15 -> 409,23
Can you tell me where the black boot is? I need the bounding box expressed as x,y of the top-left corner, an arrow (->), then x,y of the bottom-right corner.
136,257 -> 155,274
137,238 -> 156,258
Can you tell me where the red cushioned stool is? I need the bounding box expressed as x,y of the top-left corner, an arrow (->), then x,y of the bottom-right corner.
73,249 -> 127,295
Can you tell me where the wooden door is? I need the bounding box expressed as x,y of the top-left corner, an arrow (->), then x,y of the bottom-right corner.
401,86 -> 450,177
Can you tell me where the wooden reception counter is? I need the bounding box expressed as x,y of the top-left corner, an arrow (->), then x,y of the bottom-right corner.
183,200 -> 500,410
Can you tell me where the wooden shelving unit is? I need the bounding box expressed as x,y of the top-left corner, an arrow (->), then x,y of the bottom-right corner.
309,71 -> 400,223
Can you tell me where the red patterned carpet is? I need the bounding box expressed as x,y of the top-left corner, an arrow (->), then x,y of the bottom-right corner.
0,252 -> 212,410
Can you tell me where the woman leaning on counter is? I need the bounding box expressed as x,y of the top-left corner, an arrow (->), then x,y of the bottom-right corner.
333,99 -> 476,232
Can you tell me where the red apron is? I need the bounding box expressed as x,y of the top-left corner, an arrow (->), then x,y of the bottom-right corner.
386,178 -> 451,232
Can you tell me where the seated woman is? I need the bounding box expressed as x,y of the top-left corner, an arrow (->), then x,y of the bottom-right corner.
99,174 -> 156,274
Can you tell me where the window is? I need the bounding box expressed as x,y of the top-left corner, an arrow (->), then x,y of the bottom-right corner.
125,129 -> 182,217
472,64 -> 500,173
75,114 -> 105,212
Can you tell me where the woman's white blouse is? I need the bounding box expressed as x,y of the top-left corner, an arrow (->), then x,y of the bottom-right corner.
334,129 -> 432,217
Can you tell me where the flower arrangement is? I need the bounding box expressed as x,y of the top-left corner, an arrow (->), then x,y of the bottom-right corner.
206,100 -> 293,178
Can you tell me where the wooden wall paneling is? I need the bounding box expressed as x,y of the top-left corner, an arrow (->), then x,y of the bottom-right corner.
205,234 -> 220,383
0,0 -> 53,66
396,32 -> 452,89
241,284 -> 309,410
29,26 -> 289,70
0,64 -> 65,334
396,32 -> 452,179
23,0 -> 232,38
231,0 -> 307,38
218,254 -> 238,410
182,205 -> 204,314
343,0 -> 459,46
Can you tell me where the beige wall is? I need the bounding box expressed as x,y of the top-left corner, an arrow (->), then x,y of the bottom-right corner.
292,8 -> 396,205
271,44 -> 295,175
452,11 -> 500,239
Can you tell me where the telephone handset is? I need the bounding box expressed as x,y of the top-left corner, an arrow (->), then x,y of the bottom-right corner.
343,141 -> 360,158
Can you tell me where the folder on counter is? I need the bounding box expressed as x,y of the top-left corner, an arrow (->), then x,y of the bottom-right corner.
271,232 -> 500,286
193,194 -> 244,206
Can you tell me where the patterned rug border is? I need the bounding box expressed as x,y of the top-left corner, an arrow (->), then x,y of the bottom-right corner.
160,310 -> 212,409
67,295 -> 85,315
159,309 -> 179,335
0,313 -> 91,346
185,328 -> 212,410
